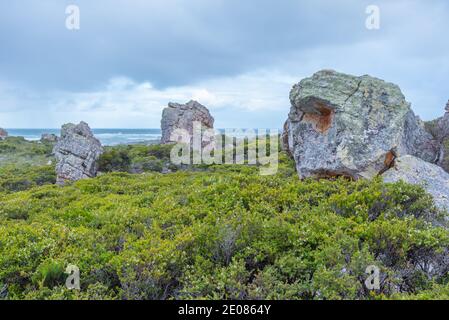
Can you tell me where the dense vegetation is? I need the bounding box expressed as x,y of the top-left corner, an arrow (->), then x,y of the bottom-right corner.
0,137 -> 54,166
0,137 -> 56,194
1,137 -> 449,300
0,165 -> 56,194
98,144 -> 175,173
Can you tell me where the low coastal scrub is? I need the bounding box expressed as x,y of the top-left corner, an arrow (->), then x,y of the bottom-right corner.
1,137 -> 449,300
98,135 -> 281,174
0,162 -> 448,299
0,165 -> 56,193
0,137 -> 54,166
98,144 -> 174,174
0,138 -> 56,193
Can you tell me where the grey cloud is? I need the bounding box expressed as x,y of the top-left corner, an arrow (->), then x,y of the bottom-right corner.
0,0 -> 375,91
0,0 -> 448,128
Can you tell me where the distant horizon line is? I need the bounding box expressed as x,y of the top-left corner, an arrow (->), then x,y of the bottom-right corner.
4,127 -> 282,130
5,128 -> 161,130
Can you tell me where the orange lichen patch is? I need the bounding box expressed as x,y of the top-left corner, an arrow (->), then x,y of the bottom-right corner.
302,102 -> 335,133
378,150 -> 397,175
384,150 -> 396,168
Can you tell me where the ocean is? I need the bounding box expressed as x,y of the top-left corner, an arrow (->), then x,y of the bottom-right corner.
5,129 -> 162,146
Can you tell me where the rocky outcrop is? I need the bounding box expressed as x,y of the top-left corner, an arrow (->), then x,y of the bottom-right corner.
0,128 -> 8,140
41,133 -> 58,143
161,100 -> 214,144
53,122 -> 103,185
424,101 -> 449,171
281,120 -> 292,157
285,70 -> 439,180
383,155 -> 449,212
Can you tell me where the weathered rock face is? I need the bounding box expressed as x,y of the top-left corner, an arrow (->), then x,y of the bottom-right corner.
424,101 -> 449,171
382,155 -> 449,212
281,120 -> 292,157
161,100 -> 214,144
53,122 -> 103,185
0,128 -> 8,140
41,133 -> 58,143
285,70 -> 439,179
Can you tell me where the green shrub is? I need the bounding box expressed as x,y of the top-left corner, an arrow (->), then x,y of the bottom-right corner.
147,144 -> 173,159
98,149 -> 131,172
0,137 -> 54,167
99,144 -> 172,174
32,260 -> 66,289
0,168 -> 448,300
0,165 -> 56,193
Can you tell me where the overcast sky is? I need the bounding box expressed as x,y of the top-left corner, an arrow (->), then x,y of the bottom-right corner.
0,0 -> 448,128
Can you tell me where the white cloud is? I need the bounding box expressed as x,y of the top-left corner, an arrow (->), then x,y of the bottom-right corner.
0,68 -> 296,128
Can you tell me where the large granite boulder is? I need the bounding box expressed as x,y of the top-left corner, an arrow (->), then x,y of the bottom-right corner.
285,70 -> 439,179
53,122 -> 103,185
161,100 -> 214,144
382,155 -> 449,213
0,128 -> 8,140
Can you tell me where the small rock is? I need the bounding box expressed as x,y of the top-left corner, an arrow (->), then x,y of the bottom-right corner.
41,133 -> 58,143
382,155 -> 449,213
53,122 -> 103,185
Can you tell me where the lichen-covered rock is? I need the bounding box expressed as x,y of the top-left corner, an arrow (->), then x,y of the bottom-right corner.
40,133 -> 58,143
53,122 -> 103,185
161,100 -> 214,144
286,70 -> 439,179
0,128 -> 8,140
382,155 -> 449,213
